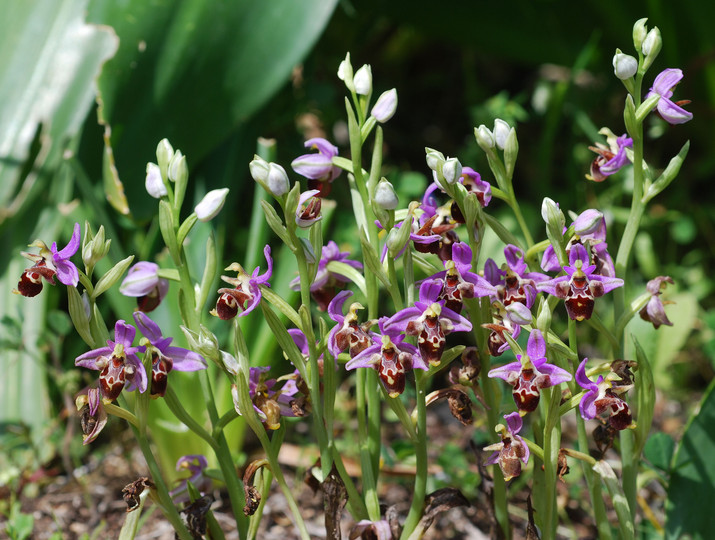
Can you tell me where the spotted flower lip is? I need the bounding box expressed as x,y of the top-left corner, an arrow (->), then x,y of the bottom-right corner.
346,318 -> 427,397
75,387 -> 107,445
326,290 -> 374,359
541,244 -> 624,321
75,320 -> 147,400
576,359 -> 633,430
16,222 -> 81,296
484,412 -> 530,481
290,137 -> 341,183
646,68 -> 693,125
488,329 -> 572,413
133,312 -> 207,397
214,245 -> 273,319
383,279 -> 471,366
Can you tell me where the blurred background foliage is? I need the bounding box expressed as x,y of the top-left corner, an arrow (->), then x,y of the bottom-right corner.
2,0 -> 714,533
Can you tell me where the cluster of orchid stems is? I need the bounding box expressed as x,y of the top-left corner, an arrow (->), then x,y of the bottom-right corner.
14,17 -> 690,540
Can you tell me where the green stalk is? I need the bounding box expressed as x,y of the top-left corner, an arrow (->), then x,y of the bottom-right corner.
568,318 -> 611,539
540,385 -> 562,539
399,372 -> 428,539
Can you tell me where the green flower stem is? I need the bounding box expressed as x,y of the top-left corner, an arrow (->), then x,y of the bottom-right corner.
568,318 -> 611,540
385,392 -> 418,442
164,386 -> 219,452
355,368 -> 382,521
540,385 -> 562,540
585,313 -> 620,353
465,296 -> 510,538
506,193 -> 534,248
213,408 -> 239,436
399,371 -> 428,539
387,256 -> 404,310
131,425 -> 193,540
614,72 -> 646,525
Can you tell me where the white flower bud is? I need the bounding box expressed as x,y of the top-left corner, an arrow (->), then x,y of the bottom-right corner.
425,148 -> 445,172
442,157 -> 462,184
145,162 -> 167,198
195,188 -> 229,222
493,119 -> 511,150
337,53 -> 354,92
633,18 -> 648,51
475,125 -> 495,150
613,52 -> 638,80
642,27 -> 661,56
266,163 -> 290,197
168,150 -> 187,184
353,64 -> 372,95
156,138 -> 174,174
541,197 -> 565,230
373,178 -> 398,210
506,302 -> 532,326
249,155 -> 269,182
371,88 -> 398,123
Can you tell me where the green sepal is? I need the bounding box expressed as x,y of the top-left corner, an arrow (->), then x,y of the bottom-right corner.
92,255 -> 134,300
642,140 -> 690,203
284,181 -> 301,226
260,200 -> 292,248
632,336 -> 655,457
624,94 -> 638,138
159,199 -> 180,263
635,93 -> 661,124
177,212 -> 198,248
67,286 -> 94,347
503,128 -> 519,181
332,156 -> 354,174
326,261 -> 367,297
359,230 -> 391,289
260,286 -> 302,329
196,232 -> 218,313
157,268 -> 180,281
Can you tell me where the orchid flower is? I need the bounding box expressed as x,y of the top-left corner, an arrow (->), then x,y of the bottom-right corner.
488,329 -> 572,413
484,412 -> 530,481
232,366 -> 299,430
291,137 -> 341,196
576,359 -> 634,431
422,242 -> 481,314
646,68 -> 693,125
214,245 -> 273,319
16,222 -> 81,296
587,133 -> 633,182
75,387 -> 108,445
133,312 -> 207,397
346,318 -> 427,397
639,276 -> 674,329
290,241 -> 362,310
119,261 -> 170,312
541,244 -> 624,321
75,320 -> 147,400
327,290 -> 373,359
383,279 -> 472,366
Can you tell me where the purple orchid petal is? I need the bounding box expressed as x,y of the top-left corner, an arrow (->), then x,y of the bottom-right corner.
591,274 -> 625,294
53,222 -> 81,260
114,320 -> 136,347
120,262 -> 161,296
484,259 -> 504,286
526,329 -> 546,360
288,328 -> 309,355
488,361 -> 522,382
504,245 -> 527,275
75,346 -> 113,369
383,306 -> 422,332
254,245 -> 273,285
451,242 -> 473,274
166,346 -> 209,371
328,290 -> 352,323
418,279 -> 443,304
440,305 -> 473,333
647,68 -> 693,125
124,353 -> 148,393
536,362 -> 573,387
345,345 -> 381,370
133,311 -> 163,343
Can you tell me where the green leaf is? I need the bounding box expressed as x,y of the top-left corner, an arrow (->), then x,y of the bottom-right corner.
643,141 -> 690,203
326,261 -> 367,297
644,432 -> 675,472
260,200 -> 292,248
632,336 -> 655,457
359,230 -> 391,290
666,379 -> 715,539
87,0 -> 338,218
593,460 -> 635,540
484,212 -> 522,248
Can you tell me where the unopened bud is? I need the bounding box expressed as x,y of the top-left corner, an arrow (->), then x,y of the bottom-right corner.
425,148 -> 445,172
371,88 -> 398,123
573,209 -> 603,236
156,138 -> 174,178
168,150 -> 187,184
145,162 -> 167,198
475,125 -> 495,151
266,163 -> 290,197
493,119 -> 511,150
613,51 -> 638,80
442,157 -> 462,184
337,53 -> 354,92
195,188 -> 229,222
633,18 -> 648,51
506,302 -> 532,326
82,224 -> 111,270
535,297 -> 552,335
642,27 -> 662,70
374,178 -> 399,210
353,64 -> 372,95
541,197 -> 565,230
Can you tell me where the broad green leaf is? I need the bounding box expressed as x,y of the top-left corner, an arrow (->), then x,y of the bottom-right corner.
644,432 -> 675,472
87,0 -> 338,218
666,379 -> 715,539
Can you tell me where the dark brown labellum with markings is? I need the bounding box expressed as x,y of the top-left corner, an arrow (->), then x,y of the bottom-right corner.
99,356 -> 127,401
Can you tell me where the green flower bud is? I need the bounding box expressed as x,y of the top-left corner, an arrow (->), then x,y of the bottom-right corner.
535,297 -> 552,335
156,138 -> 174,179
642,27 -> 662,70
168,150 -> 187,184
442,157 -> 462,184
82,223 -> 111,272
475,125 -> 495,151
633,18 -> 648,51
